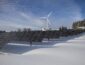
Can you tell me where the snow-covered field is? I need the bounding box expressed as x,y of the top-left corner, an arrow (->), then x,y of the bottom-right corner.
0,33 -> 85,65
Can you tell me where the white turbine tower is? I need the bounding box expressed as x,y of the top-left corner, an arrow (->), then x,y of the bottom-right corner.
40,12 -> 52,31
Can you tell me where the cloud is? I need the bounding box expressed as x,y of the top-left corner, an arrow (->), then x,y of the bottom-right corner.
20,12 -> 43,27
50,0 -> 83,28
0,0 -> 44,31
0,0 -> 83,31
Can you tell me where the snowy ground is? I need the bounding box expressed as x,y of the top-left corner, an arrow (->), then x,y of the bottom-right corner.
0,33 -> 85,65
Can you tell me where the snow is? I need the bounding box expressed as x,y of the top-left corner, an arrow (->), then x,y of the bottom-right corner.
0,33 -> 85,65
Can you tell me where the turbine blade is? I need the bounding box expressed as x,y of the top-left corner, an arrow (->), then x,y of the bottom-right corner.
47,11 -> 52,18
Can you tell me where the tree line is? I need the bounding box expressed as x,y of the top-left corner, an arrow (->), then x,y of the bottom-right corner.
0,20 -> 85,48
0,27 -> 85,48
72,19 -> 85,29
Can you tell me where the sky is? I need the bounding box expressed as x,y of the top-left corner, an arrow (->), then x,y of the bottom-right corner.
0,0 -> 85,31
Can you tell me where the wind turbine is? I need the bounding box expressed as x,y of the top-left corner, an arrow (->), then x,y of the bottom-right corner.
40,12 -> 52,31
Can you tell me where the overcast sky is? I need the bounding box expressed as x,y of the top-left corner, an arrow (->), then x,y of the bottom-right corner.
0,0 -> 84,31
